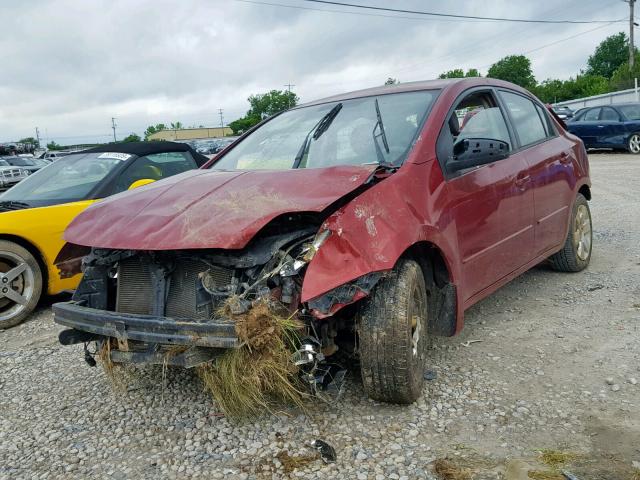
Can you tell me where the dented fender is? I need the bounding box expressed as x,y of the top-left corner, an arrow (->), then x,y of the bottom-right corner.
301,162 -> 461,318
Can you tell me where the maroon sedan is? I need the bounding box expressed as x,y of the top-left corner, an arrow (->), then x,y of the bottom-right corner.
54,78 -> 591,404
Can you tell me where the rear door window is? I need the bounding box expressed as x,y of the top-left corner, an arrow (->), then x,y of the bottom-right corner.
498,91 -> 548,147
600,107 -> 620,121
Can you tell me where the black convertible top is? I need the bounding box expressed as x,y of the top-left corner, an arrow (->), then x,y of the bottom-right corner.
82,141 -> 208,166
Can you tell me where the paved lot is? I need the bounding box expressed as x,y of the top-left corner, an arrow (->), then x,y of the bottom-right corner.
1,152 -> 639,479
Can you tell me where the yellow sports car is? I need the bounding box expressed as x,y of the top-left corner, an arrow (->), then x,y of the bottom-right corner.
0,141 -> 208,328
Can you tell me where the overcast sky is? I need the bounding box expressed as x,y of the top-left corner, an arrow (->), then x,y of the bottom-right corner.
0,0 -> 626,145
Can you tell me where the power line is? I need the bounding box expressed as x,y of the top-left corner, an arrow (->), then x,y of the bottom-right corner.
235,0 -> 498,23
476,19 -> 625,70
299,0 -> 625,24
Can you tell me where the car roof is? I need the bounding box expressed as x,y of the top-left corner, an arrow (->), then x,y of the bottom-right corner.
82,141 -> 197,157
296,77 -> 527,108
80,140 -> 209,167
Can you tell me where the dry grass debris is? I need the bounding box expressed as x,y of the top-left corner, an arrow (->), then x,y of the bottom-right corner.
98,339 -> 137,391
275,451 -> 319,474
198,297 -> 308,418
433,458 -> 472,480
536,449 -> 577,469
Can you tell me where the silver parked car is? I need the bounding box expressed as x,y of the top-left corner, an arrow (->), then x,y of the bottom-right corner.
0,160 -> 29,192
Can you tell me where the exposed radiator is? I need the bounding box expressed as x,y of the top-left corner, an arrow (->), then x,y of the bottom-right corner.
116,257 -> 233,319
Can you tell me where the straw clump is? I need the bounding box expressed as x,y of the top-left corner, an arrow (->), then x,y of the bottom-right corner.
197,296 -> 308,418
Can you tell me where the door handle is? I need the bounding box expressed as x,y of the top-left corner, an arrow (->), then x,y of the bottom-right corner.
597,125 -> 605,128
515,174 -> 530,188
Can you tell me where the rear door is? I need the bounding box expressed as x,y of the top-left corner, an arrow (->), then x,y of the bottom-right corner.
598,107 -> 626,147
498,90 -> 575,255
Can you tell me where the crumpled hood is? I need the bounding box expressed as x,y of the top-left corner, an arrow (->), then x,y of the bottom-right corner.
64,165 -> 377,250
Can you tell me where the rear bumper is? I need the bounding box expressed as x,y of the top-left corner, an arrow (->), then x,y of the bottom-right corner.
53,301 -> 239,349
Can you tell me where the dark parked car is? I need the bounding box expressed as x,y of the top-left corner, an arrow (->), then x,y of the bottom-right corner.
0,156 -> 50,174
552,106 -> 574,120
54,78 -> 591,404
567,103 -> 640,153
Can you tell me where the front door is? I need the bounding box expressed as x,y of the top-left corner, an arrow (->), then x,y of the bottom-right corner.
439,89 -> 535,302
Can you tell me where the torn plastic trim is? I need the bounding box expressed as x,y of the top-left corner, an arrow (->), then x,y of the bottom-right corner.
54,242 -> 91,278
307,271 -> 385,318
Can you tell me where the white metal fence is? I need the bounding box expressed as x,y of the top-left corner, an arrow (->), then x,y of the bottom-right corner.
553,86 -> 640,110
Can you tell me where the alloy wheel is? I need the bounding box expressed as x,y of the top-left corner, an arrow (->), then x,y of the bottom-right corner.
629,134 -> 640,154
0,252 -> 35,323
573,204 -> 592,262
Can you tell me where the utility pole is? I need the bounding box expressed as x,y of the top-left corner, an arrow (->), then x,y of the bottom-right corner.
111,117 -> 117,142
284,83 -> 295,109
35,127 -> 41,148
218,108 -> 224,131
630,0 -> 636,69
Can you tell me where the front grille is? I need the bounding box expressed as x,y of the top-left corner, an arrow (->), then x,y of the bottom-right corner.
116,256 -> 233,320
0,168 -> 23,179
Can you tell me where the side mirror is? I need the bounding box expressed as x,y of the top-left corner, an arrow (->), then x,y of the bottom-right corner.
128,178 -> 156,190
448,138 -> 509,172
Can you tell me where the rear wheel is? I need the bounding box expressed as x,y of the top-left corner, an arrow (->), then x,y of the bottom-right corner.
357,259 -> 429,404
627,133 -> 640,153
549,194 -> 592,272
0,241 -> 43,329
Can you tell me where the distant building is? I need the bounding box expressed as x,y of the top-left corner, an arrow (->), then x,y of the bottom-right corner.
148,127 -> 233,141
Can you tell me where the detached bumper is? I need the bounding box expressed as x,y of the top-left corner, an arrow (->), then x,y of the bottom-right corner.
53,301 -> 239,349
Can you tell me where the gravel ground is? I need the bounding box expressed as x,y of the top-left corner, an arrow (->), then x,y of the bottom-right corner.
1,152 -> 639,479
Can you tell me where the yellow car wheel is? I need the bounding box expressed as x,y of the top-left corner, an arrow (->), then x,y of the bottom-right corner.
0,240 -> 42,329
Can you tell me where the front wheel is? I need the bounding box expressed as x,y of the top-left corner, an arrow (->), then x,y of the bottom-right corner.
0,241 -> 43,329
549,194 -> 592,272
628,133 -> 640,154
357,259 -> 429,404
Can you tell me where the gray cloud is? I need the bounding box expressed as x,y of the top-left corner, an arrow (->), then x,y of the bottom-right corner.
0,0 -> 625,144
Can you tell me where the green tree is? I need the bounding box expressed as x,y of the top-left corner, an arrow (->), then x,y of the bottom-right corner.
609,53 -> 640,90
384,77 -> 399,85
586,32 -> 630,79
170,121 -> 183,129
229,89 -> 299,135
18,137 -> 39,148
438,68 -> 481,79
46,141 -> 62,150
532,75 -> 610,103
487,55 -> 536,89
438,69 -> 465,79
144,123 -> 167,140
228,115 -> 261,136
122,133 -> 141,143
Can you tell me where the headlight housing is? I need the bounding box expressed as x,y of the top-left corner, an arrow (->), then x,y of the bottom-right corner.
278,229 -> 331,277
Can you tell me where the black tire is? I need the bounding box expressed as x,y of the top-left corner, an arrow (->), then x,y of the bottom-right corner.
357,259 -> 429,404
627,133 -> 640,154
0,240 -> 43,329
549,194 -> 592,272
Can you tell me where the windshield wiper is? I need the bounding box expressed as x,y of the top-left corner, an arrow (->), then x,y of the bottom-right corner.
292,102 -> 343,169
372,98 -> 392,166
0,201 -> 31,212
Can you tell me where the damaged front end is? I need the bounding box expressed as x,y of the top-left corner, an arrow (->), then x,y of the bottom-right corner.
54,219 -> 382,394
